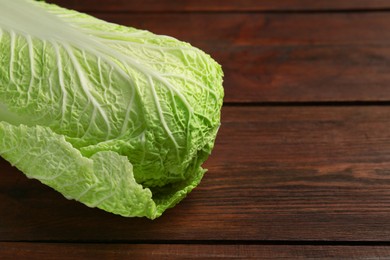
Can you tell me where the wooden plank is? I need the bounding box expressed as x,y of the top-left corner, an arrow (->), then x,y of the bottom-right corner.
47,0 -> 390,12
215,45 -> 390,103
1,243 -> 390,259
3,106 -> 390,241
87,13 -> 390,102
93,13 -> 390,47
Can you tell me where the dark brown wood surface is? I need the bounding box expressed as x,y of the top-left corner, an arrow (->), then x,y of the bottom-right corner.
2,243 -> 390,259
49,0 -> 390,12
2,0 -> 390,258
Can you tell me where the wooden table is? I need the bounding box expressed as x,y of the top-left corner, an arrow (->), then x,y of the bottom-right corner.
2,1 -> 390,258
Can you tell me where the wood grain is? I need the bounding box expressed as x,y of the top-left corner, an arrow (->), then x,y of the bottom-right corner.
47,0 -> 390,12
3,106 -> 390,241
92,13 -> 390,46
72,12 -> 390,102
1,243 -> 390,259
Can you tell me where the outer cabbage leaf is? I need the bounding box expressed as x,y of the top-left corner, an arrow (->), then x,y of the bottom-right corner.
0,0 -> 223,218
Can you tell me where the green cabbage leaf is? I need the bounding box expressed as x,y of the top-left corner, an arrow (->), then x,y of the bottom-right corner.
0,0 -> 223,219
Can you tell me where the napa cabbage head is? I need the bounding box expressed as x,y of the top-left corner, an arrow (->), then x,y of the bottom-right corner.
0,0 -> 223,219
